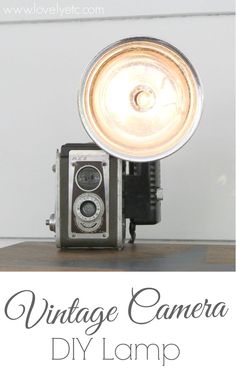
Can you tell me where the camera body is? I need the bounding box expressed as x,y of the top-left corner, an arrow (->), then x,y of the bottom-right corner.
46,143 -> 162,249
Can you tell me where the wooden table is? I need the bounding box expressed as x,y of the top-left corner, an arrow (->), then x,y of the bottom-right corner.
0,241 -> 234,271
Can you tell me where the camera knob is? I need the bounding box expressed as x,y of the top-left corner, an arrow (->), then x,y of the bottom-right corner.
156,188 -> 163,201
45,213 -> 56,232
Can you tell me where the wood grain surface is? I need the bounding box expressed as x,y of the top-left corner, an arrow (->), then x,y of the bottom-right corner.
0,241 -> 234,271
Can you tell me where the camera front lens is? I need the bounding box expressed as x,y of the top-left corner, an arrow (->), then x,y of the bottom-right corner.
80,201 -> 97,218
76,166 -> 101,191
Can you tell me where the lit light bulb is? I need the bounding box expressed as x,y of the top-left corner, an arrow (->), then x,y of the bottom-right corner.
78,37 -> 203,162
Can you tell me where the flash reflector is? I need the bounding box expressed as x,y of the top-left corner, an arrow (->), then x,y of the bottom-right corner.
78,37 -> 203,162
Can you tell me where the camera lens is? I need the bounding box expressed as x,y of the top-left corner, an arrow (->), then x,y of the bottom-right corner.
80,201 -> 97,218
76,166 -> 101,191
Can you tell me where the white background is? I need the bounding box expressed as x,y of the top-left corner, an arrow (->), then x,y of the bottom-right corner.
0,272 -> 235,370
0,0 -> 234,21
0,1 -> 235,241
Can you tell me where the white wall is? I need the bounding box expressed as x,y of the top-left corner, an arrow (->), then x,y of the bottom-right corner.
0,3 -> 235,241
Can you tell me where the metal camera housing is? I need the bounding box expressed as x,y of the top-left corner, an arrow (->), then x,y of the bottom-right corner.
50,143 -> 124,248
47,142 -> 162,249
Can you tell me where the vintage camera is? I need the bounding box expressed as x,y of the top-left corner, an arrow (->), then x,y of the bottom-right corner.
46,37 -> 202,249
46,143 -> 162,248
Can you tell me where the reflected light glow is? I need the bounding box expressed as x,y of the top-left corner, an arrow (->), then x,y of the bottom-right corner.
79,37 -> 203,161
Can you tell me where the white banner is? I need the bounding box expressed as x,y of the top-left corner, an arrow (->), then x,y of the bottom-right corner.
0,272 -> 234,370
